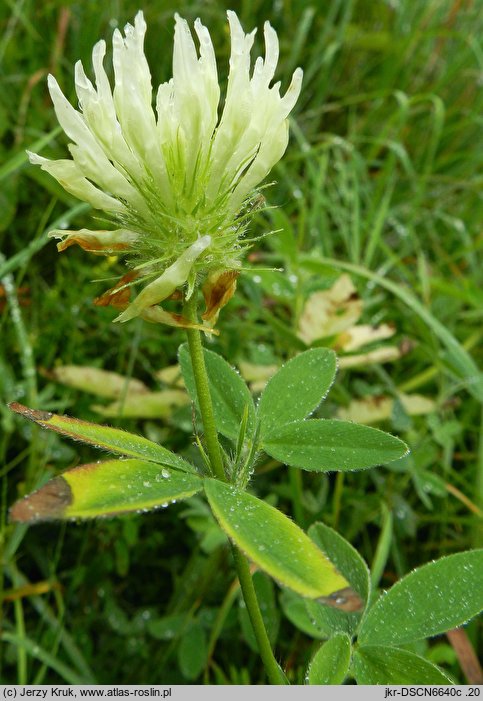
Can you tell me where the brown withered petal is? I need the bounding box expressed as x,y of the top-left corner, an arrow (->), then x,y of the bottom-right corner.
202,269 -> 239,324
141,306 -> 219,335
50,229 -> 139,255
57,237 -> 131,254
92,271 -> 219,334
94,271 -> 139,308
10,477 -> 72,523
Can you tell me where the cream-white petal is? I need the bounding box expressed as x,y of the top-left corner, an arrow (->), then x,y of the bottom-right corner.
28,152 -> 126,213
279,67 -> 304,118
228,121 -> 289,213
251,22 -> 279,92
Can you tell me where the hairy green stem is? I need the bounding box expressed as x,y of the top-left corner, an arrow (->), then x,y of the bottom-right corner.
231,545 -> 288,685
183,294 -> 287,685
184,295 -> 225,482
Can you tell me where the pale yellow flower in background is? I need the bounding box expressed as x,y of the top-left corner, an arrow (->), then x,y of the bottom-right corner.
29,10 -> 302,327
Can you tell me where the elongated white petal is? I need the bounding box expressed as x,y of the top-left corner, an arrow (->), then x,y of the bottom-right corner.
279,66 -> 304,118
74,58 -> 142,181
229,122 -> 289,213
251,22 -> 279,92
28,152 -> 126,213
79,43 -> 146,184
205,13 -> 256,196
48,73 -> 148,213
91,41 -> 117,122
112,14 -> 160,168
205,12 -> 302,209
166,15 -> 220,203
194,18 -> 218,106
47,74 -> 97,152
115,235 -> 212,322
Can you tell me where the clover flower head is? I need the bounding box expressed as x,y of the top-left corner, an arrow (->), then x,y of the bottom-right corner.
29,10 -> 302,328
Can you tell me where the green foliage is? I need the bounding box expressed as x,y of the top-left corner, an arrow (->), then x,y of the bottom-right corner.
279,591 -> 328,641
297,531 -> 482,685
258,348 -> 336,435
352,646 -> 453,685
304,597 -> 360,638
177,621 -> 207,681
263,419 -> 408,472
11,459 -> 203,521
204,478 -> 349,598
308,522 -> 371,605
359,551 -> 483,646
307,633 -> 351,685
8,402 -> 194,472
238,572 -> 280,653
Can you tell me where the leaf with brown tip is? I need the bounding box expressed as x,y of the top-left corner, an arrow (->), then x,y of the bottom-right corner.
9,402 -> 194,473
10,459 -> 203,522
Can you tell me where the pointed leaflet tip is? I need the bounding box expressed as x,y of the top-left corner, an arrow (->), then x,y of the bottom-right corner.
8,401 -> 53,422
10,459 -> 203,522
318,586 -> 364,613
10,477 -> 73,523
9,402 -> 196,472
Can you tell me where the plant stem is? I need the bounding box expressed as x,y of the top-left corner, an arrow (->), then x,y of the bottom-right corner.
231,545 -> 288,685
183,294 -> 288,685
184,295 -> 225,482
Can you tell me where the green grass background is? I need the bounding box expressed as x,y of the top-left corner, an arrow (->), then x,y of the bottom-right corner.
1,0 -> 482,684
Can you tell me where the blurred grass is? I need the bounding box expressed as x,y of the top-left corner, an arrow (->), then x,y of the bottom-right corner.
1,0 -> 482,684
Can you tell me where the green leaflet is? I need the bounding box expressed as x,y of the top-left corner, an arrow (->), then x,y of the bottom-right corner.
203,478 -> 348,599
304,523 -> 369,639
305,597 -> 360,638
177,621 -> 207,681
10,459 -> 203,521
307,633 -> 351,685
359,550 -> 483,646
352,646 -> 453,685
9,402 -> 194,473
263,419 -> 408,471
279,591 -> 329,640
309,522 -> 371,605
147,614 -> 187,641
178,344 -> 256,441
258,348 -> 337,436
